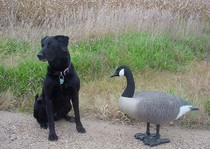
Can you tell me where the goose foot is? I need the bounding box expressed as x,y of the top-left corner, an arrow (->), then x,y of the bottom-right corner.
134,133 -> 156,141
143,137 -> 170,147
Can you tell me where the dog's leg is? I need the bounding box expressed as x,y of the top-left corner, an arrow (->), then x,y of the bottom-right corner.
72,93 -> 86,133
45,98 -> 58,141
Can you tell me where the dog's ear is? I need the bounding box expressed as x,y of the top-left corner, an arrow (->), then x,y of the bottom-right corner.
41,36 -> 49,43
55,35 -> 69,51
41,36 -> 49,45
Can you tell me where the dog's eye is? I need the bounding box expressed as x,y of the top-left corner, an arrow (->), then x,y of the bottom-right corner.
46,42 -> 51,48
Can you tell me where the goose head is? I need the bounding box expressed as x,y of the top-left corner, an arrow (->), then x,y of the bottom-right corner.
111,65 -> 129,77
111,65 -> 135,98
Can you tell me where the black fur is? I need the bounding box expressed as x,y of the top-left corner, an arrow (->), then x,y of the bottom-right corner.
34,35 -> 85,141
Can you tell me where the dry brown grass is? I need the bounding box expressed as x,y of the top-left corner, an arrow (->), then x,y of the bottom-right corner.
0,90 -> 16,111
0,0 -> 209,126
1,61 -> 209,126
0,90 -> 34,112
0,0 -> 209,42
79,61 -> 210,126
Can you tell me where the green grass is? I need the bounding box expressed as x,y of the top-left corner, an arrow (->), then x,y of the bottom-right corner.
0,31 -> 208,95
0,60 -> 47,96
0,39 -> 31,55
206,99 -> 210,115
71,32 -> 198,78
0,31 -> 209,125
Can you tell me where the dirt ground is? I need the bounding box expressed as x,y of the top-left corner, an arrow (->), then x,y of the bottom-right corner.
0,111 -> 209,149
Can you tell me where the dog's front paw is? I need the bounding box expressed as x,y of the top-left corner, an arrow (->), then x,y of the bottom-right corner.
40,123 -> 48,129
48,132 -> 58,141
76,125 -> 86,133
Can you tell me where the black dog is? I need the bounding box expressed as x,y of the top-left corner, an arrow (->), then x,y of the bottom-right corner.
33,35 -> 86,141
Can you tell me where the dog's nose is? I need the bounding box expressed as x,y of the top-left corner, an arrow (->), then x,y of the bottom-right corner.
37,51 -> 44,60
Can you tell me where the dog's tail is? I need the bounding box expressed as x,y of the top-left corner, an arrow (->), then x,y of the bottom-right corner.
35,94 -> 43,104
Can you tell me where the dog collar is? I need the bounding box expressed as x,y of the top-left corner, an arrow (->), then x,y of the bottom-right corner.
52,65 -> 71,85
59,67 -> 69,85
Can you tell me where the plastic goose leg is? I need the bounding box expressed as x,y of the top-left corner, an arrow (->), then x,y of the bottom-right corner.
143,124 -> 170,147
134,123 -> 156,141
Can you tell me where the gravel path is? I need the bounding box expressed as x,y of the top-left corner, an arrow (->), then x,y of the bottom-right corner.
0,111 -> 209,149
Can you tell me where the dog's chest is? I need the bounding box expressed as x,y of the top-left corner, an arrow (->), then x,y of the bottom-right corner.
53,85 -> 73,96
52,80 -> 76,97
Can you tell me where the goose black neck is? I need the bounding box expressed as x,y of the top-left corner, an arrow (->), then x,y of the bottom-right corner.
122,68 -> 135,98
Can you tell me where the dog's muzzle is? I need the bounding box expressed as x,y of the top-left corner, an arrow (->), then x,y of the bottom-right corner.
37,51 -> 47,62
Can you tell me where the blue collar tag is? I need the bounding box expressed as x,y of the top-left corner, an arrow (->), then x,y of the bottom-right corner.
59,74 -> 64,85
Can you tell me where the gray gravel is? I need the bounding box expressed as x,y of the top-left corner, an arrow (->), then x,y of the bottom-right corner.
0,111 -> 209,149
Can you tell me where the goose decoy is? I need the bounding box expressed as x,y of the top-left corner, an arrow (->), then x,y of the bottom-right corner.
111,65 -> 199,147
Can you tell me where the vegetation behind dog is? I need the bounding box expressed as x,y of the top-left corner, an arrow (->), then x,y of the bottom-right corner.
0,0 -> 209,128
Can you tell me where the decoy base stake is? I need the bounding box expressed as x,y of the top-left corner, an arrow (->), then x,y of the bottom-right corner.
135,124 -> 170,147
134,133 -> 156,140
135,133 -> 170,147
143,137 -> 170,147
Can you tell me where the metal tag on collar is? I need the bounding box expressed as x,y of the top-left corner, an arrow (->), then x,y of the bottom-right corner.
63,68 -> 69,76
59,72 -> 64,85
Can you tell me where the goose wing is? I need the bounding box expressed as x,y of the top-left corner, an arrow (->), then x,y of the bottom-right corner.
133,91 -> 185,124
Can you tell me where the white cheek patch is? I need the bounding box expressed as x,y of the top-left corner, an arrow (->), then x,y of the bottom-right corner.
119,69 -> 125,76
176,105 -> 191,120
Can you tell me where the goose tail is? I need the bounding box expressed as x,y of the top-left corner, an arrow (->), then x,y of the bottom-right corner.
176,105 -> 199,120
190,106 -> 199,111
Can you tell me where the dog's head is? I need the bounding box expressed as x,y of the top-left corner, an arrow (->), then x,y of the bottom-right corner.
37,35 -> 70,62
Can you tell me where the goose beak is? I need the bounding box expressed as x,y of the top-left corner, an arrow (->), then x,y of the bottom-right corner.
111,72 -> 118,77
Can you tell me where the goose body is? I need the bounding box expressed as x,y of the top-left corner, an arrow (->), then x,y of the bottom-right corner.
111,65 -> 199,147
119,91 -> 194,124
